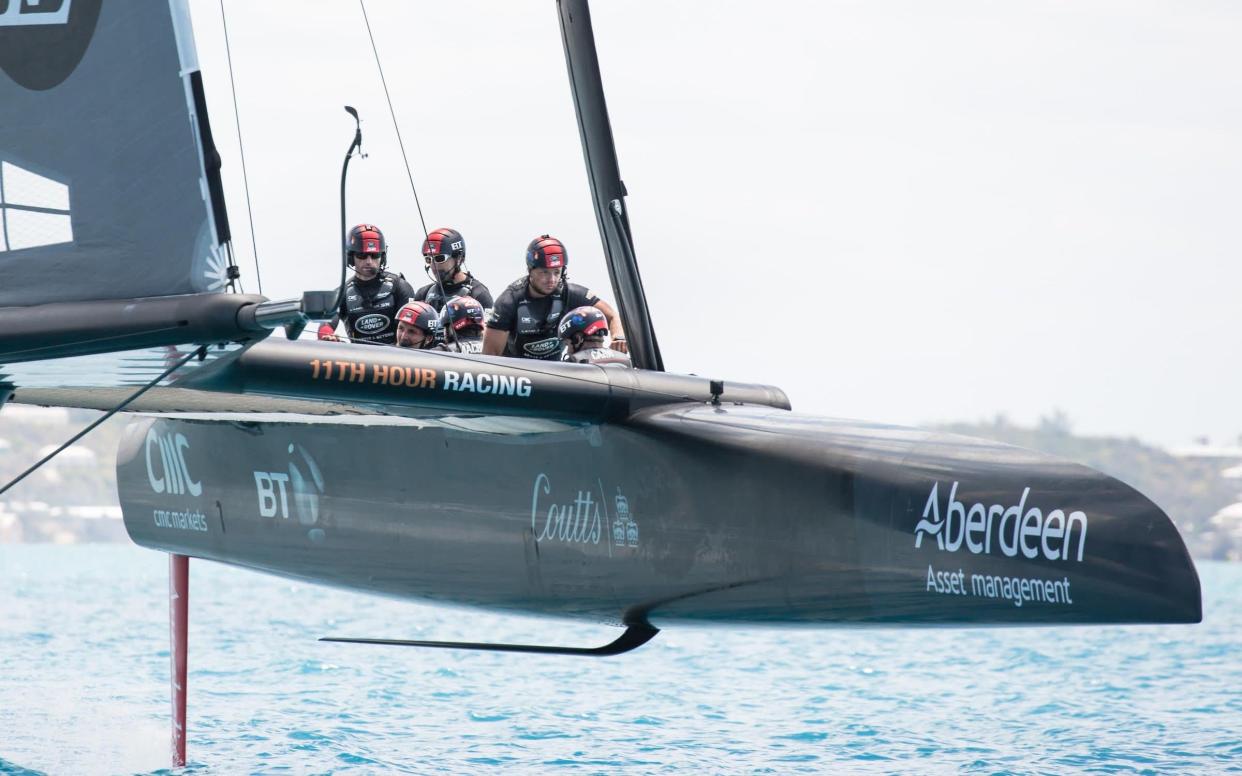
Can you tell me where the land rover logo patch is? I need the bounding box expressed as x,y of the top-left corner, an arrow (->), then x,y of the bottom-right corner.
0,0 -> 102,91
523,338 -> 562,357
355,313 -> 389,334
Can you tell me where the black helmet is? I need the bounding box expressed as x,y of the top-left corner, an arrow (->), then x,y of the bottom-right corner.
558,305 -> 608,349
440,295 -> 485,333
526,234 -> 567,270
347,223 -> 387,268
422,227 -> 466,262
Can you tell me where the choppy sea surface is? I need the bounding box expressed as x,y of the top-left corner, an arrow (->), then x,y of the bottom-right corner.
0,546 -> 1238,775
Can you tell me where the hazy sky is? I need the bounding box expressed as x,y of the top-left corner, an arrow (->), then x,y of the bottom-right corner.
184,0 -> 1242,448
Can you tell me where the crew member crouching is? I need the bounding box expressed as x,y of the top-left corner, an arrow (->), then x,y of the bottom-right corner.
393,301 -> 447,350
440,295 -> 486,354
558,306 -> 632,367
483,234 -> 626,360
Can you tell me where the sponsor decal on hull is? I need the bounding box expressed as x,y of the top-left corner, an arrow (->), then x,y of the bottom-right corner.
530,473 -> 639,552
146,428 -> 201,497
915,481 -> 1087,562
913,481 -> 1087,610
153,508 -> 209,532
254,443 -> 326,541
442,369 -> 531,397
611,487 -> 639,548
145,426 -> 207,533
308,358 -> 533,398
925,564 -> 1073,608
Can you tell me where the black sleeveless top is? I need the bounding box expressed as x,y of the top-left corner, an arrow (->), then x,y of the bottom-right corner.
339,271 -> 415,345
486,278 -> 600,360
414,272 -> 494,312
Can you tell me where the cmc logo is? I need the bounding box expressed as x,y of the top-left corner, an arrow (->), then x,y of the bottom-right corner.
145,428 -> 202,497
354,313 -> 389,334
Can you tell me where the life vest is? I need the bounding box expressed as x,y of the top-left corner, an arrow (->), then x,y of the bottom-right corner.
423,275 -> 481,311
344,273 -> 401,344
447,335 -> 484,355
509,288 -> 566,360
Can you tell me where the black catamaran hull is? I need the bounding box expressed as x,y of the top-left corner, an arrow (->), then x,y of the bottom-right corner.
116,405 -> 1200,628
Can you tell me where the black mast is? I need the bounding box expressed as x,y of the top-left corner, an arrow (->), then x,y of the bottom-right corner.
556,0 -> 664,372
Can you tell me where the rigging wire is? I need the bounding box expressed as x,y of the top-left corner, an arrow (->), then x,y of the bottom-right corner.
359,0 -> 429,240
0,346 -> 209,497
358,0 -> 459,346
219,0 -> 264,296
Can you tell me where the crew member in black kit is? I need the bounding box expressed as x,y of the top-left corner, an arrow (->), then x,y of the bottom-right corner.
483,234 -> 626,360
558,305 -> 632,367
412,227 -> 494,312
440,295 -> 487,354
318,223 -> 415,346
393,301 -> 447,351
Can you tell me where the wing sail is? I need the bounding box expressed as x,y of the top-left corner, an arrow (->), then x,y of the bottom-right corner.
0,0 -> 231,306
0,2 -> 306,366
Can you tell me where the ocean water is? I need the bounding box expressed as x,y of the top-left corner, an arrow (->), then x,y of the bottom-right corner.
0,546 -> 1238,775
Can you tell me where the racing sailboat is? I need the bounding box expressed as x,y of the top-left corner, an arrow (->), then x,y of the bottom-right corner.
1,0 -> 1200,765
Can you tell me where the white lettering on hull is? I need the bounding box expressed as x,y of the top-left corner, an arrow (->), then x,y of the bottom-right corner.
914,482 -> 1087,562
926,563 -> 1074,607
442,370 -> 532,398
530,472 -> 602,545
153,508 -> 209,532
145,428 -> 202,497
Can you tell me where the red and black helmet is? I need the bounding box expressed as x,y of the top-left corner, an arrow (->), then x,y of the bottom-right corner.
396,300 -> 441,333
440,295 -> 485,332
347,223 -> 387,268
557,305 -> 608,348
422,227 -> 466,262
526,234 -> 567,270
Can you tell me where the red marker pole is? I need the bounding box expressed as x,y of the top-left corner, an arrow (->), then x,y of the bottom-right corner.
169,553 -> 189,767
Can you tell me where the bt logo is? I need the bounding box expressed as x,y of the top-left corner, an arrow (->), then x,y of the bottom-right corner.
254,444 -> 324,525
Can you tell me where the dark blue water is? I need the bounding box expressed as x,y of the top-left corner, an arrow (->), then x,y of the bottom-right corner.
1,546 -> 1238,774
